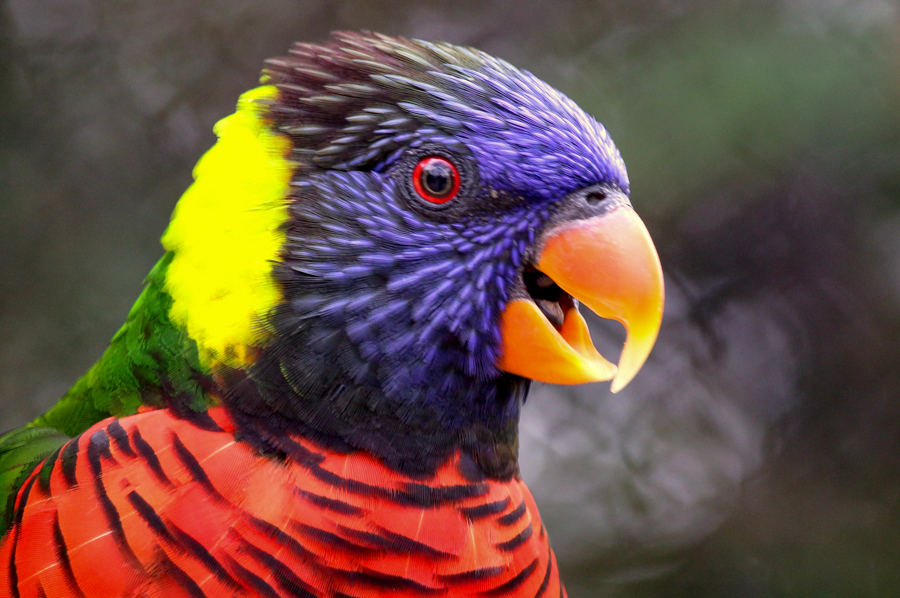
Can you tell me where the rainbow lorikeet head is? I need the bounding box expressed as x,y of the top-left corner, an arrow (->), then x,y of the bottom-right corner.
50,32 -> 663,480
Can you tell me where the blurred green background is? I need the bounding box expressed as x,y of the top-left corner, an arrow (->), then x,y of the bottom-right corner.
1,0 -> 899,596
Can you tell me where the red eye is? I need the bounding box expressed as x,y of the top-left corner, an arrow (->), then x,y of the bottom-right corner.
412,156 -> 460,204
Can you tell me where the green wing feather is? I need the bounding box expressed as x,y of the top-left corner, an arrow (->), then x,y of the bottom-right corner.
32,252 -> 211,436
0,426 -> 69,530
0,252 -> 213,535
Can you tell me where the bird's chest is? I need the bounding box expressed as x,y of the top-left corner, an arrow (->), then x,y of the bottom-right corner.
1,408 -> 565,597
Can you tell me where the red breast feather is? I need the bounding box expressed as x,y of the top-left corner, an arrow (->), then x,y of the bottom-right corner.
0,409 -> 565,598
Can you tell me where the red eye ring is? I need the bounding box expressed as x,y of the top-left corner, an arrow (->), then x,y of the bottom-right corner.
412,156 -> 460,204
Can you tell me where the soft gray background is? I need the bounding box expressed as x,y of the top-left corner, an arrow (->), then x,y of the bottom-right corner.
2,1 -> 899,596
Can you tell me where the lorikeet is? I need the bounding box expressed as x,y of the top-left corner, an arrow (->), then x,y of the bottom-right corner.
0,32 -> 663,597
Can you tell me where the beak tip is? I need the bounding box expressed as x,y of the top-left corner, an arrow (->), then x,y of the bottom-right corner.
589,361 -> 618,383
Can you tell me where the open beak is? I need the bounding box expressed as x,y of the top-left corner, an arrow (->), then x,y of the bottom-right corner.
497,206 -> 664,392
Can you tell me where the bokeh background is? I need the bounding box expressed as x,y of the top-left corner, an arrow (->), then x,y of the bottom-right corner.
1,0 -> 899,595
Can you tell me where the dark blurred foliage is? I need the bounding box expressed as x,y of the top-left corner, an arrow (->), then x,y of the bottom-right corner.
2,0 -> 899,596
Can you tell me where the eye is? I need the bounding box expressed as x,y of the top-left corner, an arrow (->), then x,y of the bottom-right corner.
412,156 -> 460,204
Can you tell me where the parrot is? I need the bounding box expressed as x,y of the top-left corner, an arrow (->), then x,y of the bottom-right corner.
0,31 -> 663,598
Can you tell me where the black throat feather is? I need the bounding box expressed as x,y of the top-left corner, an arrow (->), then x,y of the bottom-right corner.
222,355 -> 528,481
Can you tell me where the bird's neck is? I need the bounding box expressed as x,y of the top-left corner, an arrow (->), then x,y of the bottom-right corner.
219,339 -> 529,481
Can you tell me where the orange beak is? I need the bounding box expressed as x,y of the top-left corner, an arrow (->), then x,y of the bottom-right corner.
497,206 -> 664,392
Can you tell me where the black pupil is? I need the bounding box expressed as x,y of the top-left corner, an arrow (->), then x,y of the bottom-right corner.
422,160 -> 454,197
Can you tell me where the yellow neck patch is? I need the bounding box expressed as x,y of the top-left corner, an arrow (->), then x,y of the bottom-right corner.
161,85 -> 293,368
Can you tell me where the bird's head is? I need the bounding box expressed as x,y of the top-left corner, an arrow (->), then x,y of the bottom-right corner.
160,32 -> 663,475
